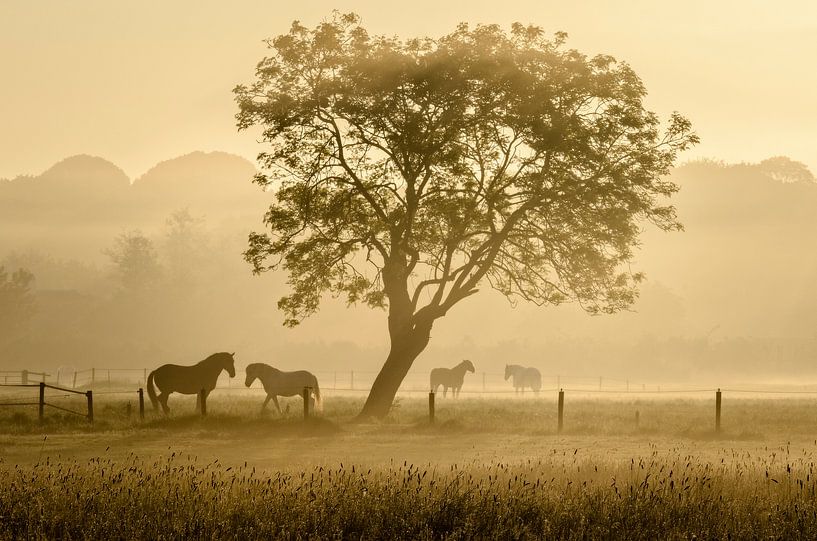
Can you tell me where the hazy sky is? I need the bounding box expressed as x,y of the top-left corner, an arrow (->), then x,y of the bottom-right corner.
1,0 -> 815,180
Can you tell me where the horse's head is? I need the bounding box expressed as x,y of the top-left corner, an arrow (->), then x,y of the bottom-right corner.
244,363 -> 258,387
222,352 -> 236,378
504,364 -> 512,381
463,359 -> 475,373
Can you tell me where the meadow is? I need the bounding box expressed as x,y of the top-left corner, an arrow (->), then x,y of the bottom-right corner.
3,393 -> 817,538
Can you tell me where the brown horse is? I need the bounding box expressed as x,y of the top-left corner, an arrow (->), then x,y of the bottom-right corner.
504,364 -> 542,395
430,360 -> 475,397
147,352 -> 236,414
244,363 -> 321,413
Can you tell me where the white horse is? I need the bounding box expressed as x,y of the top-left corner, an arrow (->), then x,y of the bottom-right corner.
504,364 -> 542,395
430,360 -> 475,398
244,363 -> 322,413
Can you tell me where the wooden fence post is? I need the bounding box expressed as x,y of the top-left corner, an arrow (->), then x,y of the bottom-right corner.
635,410 -> 640,428
715,388 -> 722,434
72,371 -> 77,389
599,376 -> 602,390
86,390 -> 94,424
143,368 -> 147,386
138,388 -> 145,420
303,387 -> 310,419
429,391 -> 435,424
200,389 -> 207,417
350,371 -> 354,390
21,370 -> 28,385
39,382 -> 45,422
482,372 -> 486,393
557,389 -> 564,433
91,368 -> 95,386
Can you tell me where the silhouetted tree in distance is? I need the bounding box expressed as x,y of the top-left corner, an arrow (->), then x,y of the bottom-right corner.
0,266 -> 35,339
235,13 -> 698,418
104,231 -> 161,293
163,209 -> 209,294
758,156 -> 815,184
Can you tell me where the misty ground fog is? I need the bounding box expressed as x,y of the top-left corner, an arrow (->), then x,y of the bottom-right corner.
1,153 -> 815,385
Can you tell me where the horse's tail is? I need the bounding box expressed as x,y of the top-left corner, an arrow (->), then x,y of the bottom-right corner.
146,369 -> 159,410
313,377 -> 322,412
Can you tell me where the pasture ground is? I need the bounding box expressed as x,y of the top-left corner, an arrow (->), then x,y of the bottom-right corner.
3,394 -> 817,538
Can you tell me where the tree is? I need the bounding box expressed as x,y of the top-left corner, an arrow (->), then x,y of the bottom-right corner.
104,231 -> 161,293
163,209 -> 209,293
0,266 -> 35,337
235,13 -> 698,418
758,156 -> 815,184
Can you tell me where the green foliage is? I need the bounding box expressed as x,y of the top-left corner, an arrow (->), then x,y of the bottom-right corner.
236,12 -> 698,327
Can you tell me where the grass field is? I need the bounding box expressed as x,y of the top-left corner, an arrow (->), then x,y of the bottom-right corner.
3,393 -> 817,538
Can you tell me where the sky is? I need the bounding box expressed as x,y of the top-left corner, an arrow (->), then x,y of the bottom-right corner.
1,0 -> 815,180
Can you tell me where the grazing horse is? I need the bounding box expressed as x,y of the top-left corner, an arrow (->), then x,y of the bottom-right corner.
504,364 -> 542,395
430,360 -> 475,398
244,363 -> 322,413
147,352 -> 236,415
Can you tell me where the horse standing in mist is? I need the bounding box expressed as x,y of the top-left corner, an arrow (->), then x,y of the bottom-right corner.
146,352 -> 236,415
244,363 -> 322,413
504,364 -> 542,395
430,360 -> 475,398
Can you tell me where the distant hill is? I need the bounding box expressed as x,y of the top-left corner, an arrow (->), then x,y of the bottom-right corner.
0,155 -> 130,223
0,151 -> 264,260
131,151 -> 262,222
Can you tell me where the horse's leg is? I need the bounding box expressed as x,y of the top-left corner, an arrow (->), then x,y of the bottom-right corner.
202,389 -> 212,412
261,395 -> 272,412
443,386 -> 448,398
271,395 -> 282,414
158,392 -> 170,415
195,393 -> 201,413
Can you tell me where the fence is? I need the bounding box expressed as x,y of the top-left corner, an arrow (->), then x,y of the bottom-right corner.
0,382 -> 93,423
5,365 -> 817,431
5,367 -> 817,395
1,376 -> 816,433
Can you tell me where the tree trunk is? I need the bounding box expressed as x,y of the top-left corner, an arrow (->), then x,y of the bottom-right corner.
357,321 -> 432,419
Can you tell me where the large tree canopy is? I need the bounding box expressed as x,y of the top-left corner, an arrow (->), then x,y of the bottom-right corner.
235,13 -> 698,418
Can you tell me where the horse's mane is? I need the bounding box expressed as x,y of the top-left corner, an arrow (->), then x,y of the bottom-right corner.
506,364 -> 524,370
247,363 -> 279,374
199,352 -> 232,366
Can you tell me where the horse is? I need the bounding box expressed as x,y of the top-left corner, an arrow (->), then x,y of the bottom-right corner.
504,364 -> 542,395
244,363 -> 322,414
146,352 -> 236,415
430,359 -> 475,398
